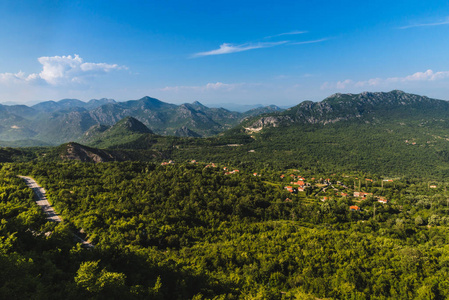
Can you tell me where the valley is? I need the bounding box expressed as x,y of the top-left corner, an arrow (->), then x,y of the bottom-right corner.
2,90 -> 449,299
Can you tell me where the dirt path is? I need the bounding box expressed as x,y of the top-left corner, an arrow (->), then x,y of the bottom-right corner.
18,175 -> 93,248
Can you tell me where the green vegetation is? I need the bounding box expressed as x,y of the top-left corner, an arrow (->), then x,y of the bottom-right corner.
3,91 -> 449,298
2,161 -> 449,299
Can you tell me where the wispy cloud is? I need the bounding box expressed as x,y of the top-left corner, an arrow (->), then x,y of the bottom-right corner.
321,69 -> 449,90
290,38 -> 330,45
193,35 -> 329,58
399,17 -> 449,29
193,41 -> 288,57
264,30 -> 307,39
0,54 -> 124,86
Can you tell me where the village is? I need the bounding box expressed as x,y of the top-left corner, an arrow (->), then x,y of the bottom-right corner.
156,160 -> 438,213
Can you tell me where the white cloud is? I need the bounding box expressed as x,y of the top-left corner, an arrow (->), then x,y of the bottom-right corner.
193,41 -> 287,57
399,17 -> 449,29
0,71 -> 39,83
0,54 -> 123,86
322,69 -> 449,90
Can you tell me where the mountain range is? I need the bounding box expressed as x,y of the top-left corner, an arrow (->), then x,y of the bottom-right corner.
0,97 -> 282,146
5,90 -> 449,178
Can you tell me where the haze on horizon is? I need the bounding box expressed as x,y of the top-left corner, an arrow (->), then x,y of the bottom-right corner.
1,0 -> 449,106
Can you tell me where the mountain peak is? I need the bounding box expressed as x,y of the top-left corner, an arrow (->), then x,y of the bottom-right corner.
191,101 -> 205,107
113,116 -> 153,134
138,96 -> 165,104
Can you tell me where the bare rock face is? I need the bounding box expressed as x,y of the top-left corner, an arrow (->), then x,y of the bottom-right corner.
174,126 -> 202,137
62,142 -> 116,163
245,116 -> 286,133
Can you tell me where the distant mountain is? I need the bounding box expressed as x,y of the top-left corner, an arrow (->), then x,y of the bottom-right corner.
209,103 -> 264,112
112,116 -> 154,134
242,105 -> 284,118
32,98 -> 116,113
243,90 -> 449,130
0,96 -> 293,146
84,98 -> 116,110
80,116 -> 154,148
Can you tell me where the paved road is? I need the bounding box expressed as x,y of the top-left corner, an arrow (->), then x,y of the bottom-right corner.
18,175 -> 93,248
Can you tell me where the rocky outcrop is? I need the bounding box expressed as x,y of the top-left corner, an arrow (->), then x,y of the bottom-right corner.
174,126 -> 202,137
61,142 -> 117,163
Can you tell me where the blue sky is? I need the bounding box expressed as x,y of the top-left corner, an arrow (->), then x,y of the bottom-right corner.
1,0 -> 449,106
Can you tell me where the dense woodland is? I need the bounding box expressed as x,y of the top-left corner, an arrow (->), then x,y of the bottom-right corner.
1,161 -> 449,299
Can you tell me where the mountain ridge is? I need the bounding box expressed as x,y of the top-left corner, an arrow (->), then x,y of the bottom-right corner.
243,90 -> 449,132
0,96 -> 284,145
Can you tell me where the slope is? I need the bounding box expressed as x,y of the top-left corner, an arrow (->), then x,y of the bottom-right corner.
168,91 -> 449,178
79,116 -> 154,148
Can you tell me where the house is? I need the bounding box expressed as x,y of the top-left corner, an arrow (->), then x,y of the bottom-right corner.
225,170 -> 239,175
297,187 -> 305,192
349,205 -> 360,211
284,186 -> 297,193
430,185 -> 437,189
378,197 -> 388,204
353,192 -> 373,198
321,196 -> 328,202
340,192 -> 348,197
291,180 -> 305,186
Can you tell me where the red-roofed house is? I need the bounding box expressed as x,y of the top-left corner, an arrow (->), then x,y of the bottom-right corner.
284,186 -> 297,193
378,197 -> 388,204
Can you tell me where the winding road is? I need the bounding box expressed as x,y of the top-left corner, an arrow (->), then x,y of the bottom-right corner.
18,175 -> 93,248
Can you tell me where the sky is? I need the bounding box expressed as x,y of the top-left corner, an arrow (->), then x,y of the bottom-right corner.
0,0 -> 449,107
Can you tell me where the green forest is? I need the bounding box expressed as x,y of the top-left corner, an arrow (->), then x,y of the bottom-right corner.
2,161 -> 449,299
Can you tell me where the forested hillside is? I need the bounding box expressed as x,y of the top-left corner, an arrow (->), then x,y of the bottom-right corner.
169,91 -> 449,179
2,161 -> 449,299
